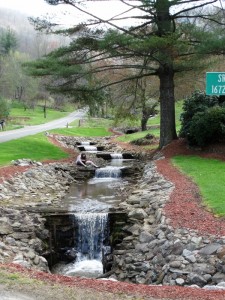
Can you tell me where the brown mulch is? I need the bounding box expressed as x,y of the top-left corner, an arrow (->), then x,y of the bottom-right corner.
2,136 -> 225,299
2,263 -> 225,300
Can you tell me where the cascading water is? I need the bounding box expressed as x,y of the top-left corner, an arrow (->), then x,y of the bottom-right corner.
77,145 -> 98,152
50,159 -> 131,278
75,213 -> 108,260
83,145 -> 97,152
80,141 -> 91,145
53,212 -> 109,277
95,166 -> 122,179
110,153 -> 123,159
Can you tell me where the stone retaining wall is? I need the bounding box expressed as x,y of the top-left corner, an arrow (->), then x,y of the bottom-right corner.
110,160 -> 225,290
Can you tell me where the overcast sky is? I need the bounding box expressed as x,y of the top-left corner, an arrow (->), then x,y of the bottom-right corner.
0,0 -> 134,26
0,0 -> 69,16
0,0 -> 223,27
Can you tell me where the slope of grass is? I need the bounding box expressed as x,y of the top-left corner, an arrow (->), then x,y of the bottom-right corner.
172,155 -> 225,216
0,124 -> 113,166
50,127 -> 112,137
0,133 -> 69,166
6,101 -> 75,130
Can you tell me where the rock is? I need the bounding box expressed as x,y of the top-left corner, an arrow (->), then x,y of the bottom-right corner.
175,278 -> 185,285
2,137 -> 225,289
187,273 -> 207,287
139,231 -> 154,243
128,209 -> 147,220
199,243 -> 222,255
212,272 -> 225,284
0,221 -> 13,234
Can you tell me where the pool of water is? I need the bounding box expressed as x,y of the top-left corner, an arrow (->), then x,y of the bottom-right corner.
63,160 -> 132,213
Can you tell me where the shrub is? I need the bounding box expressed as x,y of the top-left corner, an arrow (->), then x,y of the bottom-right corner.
188,106 -> 225,146
179,90 -> 219,138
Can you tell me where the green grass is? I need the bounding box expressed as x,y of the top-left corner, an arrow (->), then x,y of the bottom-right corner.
0,133 -> 69,166
0,125 -> 112,166
172,155 -> 225,216
5,101 -> 75,130
116,128 -> 160,143
147,100 -> 183,126
9,107 -> 69,126
116,129 -> 155,142
50,127 -> 112,137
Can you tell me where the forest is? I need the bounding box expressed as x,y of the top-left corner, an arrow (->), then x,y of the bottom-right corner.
0,7 -> 70,112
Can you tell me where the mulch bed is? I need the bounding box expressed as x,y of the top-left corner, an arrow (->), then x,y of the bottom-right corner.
1,136 -> 225,299
1,263 -> 225,300
157,138 -> 225,237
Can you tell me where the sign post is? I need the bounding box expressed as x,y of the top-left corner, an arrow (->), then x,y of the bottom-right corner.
206,72 -> 225,95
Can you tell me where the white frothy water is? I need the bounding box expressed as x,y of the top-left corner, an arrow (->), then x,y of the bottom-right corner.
110,153 -> 123,159
53,213 -> 108,277
67,213 -> 108,277
80,141 -> 91,145
64,257 -> 103,277
83,145 -> 97,151
75,213 -> 108,259
95,166 -> 122,179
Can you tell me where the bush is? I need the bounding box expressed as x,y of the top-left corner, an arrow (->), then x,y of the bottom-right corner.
179,90 -> 219,138
188,106 -> 225,146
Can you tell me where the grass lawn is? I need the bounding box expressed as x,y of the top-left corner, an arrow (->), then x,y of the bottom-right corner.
9,108 -> 70,126
172,155 -> 225,216
6,100 -> 75,130
0,133 -> 69,166
117,128 -> 160,149
50,127 -> 112,137
0,125 -> 112,166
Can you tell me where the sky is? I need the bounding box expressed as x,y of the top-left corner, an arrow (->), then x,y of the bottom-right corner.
0,0 -> 71,16
0,0 -> 223,27
0,0 -> 134,26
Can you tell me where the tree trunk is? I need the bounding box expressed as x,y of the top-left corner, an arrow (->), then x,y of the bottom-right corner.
159,65 -> 177,149
141,109 -> 148,131
155,0 -> 177,149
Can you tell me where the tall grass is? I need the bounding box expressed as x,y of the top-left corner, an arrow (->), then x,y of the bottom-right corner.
172,155 -> 225,216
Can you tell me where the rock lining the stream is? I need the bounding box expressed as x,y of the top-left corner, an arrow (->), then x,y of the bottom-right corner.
109,160 -> 225,290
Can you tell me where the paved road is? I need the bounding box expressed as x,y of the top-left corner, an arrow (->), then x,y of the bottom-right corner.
0,109 -> 86,143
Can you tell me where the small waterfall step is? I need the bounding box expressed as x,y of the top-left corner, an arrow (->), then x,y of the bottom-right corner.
60,212 -> 109,277
96,152 -> 135,160
77,145 -> 104,152
74,212 -> 108,260
95,166 -> 122,178
76,141 -> 96,145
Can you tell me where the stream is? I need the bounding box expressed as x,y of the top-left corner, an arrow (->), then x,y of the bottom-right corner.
51,155 -> 134,278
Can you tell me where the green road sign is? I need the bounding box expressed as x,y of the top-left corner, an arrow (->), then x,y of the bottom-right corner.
206,72 -> 225,95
